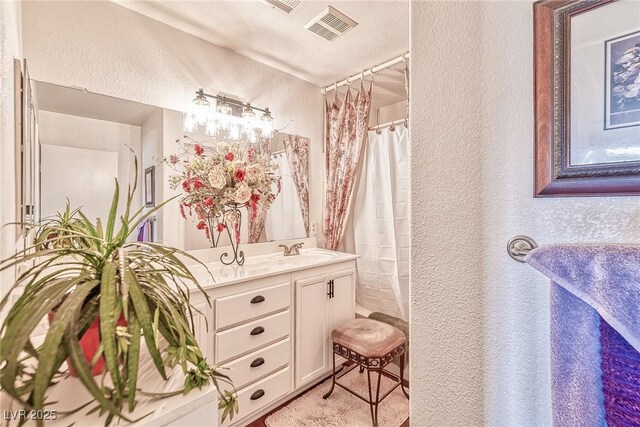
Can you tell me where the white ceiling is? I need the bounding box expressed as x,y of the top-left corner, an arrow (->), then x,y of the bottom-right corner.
113,0 -> 409,106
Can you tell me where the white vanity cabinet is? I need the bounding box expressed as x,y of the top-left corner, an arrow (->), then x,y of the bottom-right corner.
189,250 -> 357,427
294,263 -> 356,387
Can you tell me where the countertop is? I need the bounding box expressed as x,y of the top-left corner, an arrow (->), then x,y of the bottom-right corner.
184,248 -> 359,291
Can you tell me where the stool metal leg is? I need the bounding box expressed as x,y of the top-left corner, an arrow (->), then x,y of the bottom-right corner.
373,367 -> 383,427
366,368 -> 377,427
323,346 -> 337,399
400,352 -> 410,399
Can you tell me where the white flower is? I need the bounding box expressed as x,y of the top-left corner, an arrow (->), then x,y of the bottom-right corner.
246,164 -> 263,182
217,142 -> 230,153
271,159 -> 279,172
208,168 -> 226,189
232,160 -> 244,170
234,184 -> 252,204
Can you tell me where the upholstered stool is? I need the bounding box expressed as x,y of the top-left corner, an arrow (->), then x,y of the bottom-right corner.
323,318 -> 409,427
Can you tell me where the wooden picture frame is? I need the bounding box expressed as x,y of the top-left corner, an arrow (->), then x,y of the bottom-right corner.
534,0 -> 640,196
144,166 -> 155,207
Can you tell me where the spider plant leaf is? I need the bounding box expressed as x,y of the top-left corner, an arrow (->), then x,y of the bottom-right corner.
30,277 -> 95,411
76,210 -> 99,241
127,317 -> 141,412
65,320 -> 131,423
99,262 -> 122,399
105,179 -> 120,241
96,218 -> 104,240
125,266 -> 167,380
122,155 -> 137,223
1,277 -> 79,397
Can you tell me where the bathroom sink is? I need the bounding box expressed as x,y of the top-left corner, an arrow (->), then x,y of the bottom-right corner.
268,251 -> 339,264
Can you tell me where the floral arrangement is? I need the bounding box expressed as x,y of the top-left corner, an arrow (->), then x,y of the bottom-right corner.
167,139 -> 280,247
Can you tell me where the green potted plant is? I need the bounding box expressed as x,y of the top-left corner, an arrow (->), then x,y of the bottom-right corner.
0,174 -> 238,425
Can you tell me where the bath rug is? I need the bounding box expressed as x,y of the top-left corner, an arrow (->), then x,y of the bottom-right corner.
265,367 -> 409,427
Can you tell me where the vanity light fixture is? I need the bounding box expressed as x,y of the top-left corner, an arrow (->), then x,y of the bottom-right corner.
184,88 -> 275,140
260,109 -> 274,138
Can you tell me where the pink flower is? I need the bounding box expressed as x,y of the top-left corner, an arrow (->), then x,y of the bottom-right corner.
234,169 -> 246,182
193,178 -> 204,189
169,154 -> 179,164
204,197 -> 213,207
194,144 -> 204,156
225,152 -> 234,162
179,204 -> 187,219
245,147 -> 256,163
251,193 -> 260,203
216,223 -> 226,232
196,220 -> 207,230
182,180 -> 191,192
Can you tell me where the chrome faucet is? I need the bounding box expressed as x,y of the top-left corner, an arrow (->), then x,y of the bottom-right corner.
278,242 -> 304,256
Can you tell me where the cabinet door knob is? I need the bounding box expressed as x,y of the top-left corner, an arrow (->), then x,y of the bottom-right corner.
250,295 -> 265,304
250,326 -> 265,336
250,357 -> 265,368
250,389 -> 265,401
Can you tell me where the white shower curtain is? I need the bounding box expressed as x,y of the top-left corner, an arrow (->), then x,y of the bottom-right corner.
265,155 -> 306,241
353,125 -> 410,320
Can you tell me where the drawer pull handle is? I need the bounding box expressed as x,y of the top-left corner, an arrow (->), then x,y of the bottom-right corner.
250,295 -> 265,304
250,326 -> 265,336
250,389 -> 265,401
250,357 -> 265,368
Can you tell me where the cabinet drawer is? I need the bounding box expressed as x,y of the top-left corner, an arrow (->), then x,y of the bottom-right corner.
220,366 -> 291,427
215,281 -> 291,330
222,338 -> 290,390
215,310 -> 290,363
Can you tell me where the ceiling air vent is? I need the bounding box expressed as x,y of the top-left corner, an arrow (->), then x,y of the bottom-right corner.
304,6 -> 358,41
260,0 -> 301,13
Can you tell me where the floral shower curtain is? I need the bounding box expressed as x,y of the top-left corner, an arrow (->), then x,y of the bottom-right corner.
283,135 -> 310,237
324,83 -> 372,251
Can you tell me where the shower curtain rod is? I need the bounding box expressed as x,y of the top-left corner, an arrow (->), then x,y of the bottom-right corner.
368,117 -> 408,131
321,52 -> 410,94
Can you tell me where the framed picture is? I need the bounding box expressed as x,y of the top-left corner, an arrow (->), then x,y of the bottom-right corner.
534,0 -> 640,196
144,166 -> 155,207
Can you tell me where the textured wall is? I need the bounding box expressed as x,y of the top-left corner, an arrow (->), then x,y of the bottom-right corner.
410,1 -> 640,426
0,1 -> 22,304
21,0 -> 325,244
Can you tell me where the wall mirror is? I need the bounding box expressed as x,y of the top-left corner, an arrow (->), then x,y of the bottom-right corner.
33,81 -> 310,250
534,0 -> 640,196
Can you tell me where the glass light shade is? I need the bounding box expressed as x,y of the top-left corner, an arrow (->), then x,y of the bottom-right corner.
192,96 -> 210,126
217,101 -> 233,131
183,112 -> 197,133
229,124 -> 242,141
242,107 -> 256,134
260,111 -> 274,138
205,118 -> 219,137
